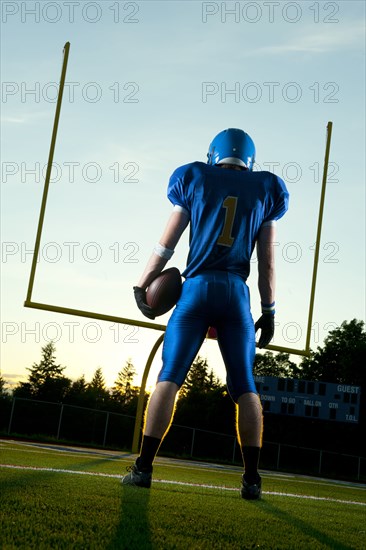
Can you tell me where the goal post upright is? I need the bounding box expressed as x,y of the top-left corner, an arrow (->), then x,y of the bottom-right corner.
25,42 -> 70,304
304,121 -> 333,352
132,333 -> 165,453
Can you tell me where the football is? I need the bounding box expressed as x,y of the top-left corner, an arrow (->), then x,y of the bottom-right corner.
146,267 -> 182,317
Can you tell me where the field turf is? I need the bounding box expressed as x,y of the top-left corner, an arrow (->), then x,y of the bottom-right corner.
0,439 -> 365,549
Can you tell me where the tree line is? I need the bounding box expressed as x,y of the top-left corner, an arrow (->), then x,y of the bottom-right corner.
1,319 -> 365,454
1,319 -> 365,406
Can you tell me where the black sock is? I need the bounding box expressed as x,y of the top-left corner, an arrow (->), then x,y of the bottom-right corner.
242,446 -> 261,483
137,435 -> 161,472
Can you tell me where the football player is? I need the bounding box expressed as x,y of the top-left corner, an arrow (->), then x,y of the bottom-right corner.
124,128 -> 289,500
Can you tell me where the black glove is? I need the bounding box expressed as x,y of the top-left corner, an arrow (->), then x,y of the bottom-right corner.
255,314 -> 275,348
133,287 -> 155,320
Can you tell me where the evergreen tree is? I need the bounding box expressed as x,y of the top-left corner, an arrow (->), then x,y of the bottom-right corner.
72,375 -> 88,394
175,356 -> 226,430
87,367 -> 108,408
0,375 -> 12,402
180,356 -> 221,398
65,375 -> 88,405
89,367 -> 106,392
14,342 -> 70,401
0,375 -> 7,396
28,341 -> 66,388
111,360 -> 138,405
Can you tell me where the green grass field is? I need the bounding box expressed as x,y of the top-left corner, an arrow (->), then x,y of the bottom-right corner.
0,439 -> 365,549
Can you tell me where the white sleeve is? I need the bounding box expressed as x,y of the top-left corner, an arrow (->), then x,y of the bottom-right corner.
173,204 -> 189,217
261,220 -> 277,228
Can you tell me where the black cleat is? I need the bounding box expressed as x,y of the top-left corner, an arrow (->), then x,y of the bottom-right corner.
241,474 -> 262,500
121,464 -> 152,488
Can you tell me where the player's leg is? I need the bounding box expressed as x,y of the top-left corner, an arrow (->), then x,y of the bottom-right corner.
215,274 -> 262,499
237,392 -> 263,446
219,343 -> 263,490
139,279 -> 209,464
122,278 -> 209,486
219,351 -> 263,498
236,392 -> 263,488
121,380 -> 179,487
143,381 -> 179,439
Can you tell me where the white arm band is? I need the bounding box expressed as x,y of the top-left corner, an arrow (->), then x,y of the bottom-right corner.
154,242 -> 175,260
173,204 -> 189,217
262,220 -> 277,228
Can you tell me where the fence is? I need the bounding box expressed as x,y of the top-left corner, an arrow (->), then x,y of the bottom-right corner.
4,397 -> 135,450
2,397 -> 365,482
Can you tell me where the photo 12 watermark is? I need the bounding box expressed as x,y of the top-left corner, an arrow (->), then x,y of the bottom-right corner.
250,241 -> 340,264
275,320 -> 339,345
1,1 -> 140,24
1,320 -> 140,344
1,81 -> 140,104
1,161 -> 140,184
1,241 -> 141,265
201,2 -> 340,24
201,81 -> 340,104
252,160 -> 339,185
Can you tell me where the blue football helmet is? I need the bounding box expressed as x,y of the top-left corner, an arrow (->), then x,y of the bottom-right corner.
207,128 -> 256,171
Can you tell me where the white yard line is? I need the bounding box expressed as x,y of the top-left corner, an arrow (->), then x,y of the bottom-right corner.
1,463 -> 365,507
1,439 -> 365,490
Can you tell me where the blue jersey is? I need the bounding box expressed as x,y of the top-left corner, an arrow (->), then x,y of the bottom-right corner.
167,161 -> 289,280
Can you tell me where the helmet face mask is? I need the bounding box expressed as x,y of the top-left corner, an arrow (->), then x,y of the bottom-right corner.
207,128 -> 256,171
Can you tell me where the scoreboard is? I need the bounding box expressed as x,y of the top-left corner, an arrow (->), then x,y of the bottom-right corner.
254,376 -> 361,423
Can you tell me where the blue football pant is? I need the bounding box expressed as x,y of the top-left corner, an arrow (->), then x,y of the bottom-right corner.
158,271 -> 257,402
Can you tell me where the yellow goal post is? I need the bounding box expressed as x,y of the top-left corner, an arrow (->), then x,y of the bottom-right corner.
24,42 -> 333,452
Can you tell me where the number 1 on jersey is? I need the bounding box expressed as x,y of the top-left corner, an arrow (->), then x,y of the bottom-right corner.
217,196 -> 238,247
